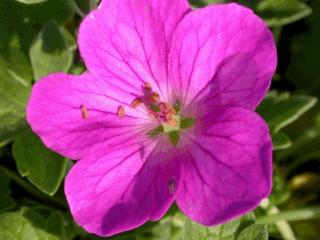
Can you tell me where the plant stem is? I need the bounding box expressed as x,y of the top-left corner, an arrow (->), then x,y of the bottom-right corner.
272,26 -> 283,47
257,205 -> 320,223
259,199 -> 296,240
0,165 -> 67,210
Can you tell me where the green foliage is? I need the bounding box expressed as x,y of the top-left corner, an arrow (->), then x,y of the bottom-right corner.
286,0 -> 320,95
12,128 -> 68,195
257,91 -> 317,150
0,0 -> 73,51
0,47 -> 31,147
0,207 -> 78,240
272,132 -> 292,150
182,213 -> 268,240
258,91 -> 317,133
240,0 -> 312,27
236,224 -> 268,240
29,21 -> 74,80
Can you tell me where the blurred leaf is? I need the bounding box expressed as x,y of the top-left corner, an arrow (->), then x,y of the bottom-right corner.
0,175 -> 16,213
255,0 -> 312,27
29,21 -> 73,80
236,224 -> 268,240
183,218 -> 207,240
292,221 -> 320,240
0,47 -> 31,147
149,215 -> 184,240
278,126 -> 320,166
269,169 -> 291,205
257,92 -> 317,133
272,132 -> 292,150
189,0 -> 226,7
12,128 -> 67,196
0,0 -> 73,52
286,0 -> 320,95
15,0 -> 48,4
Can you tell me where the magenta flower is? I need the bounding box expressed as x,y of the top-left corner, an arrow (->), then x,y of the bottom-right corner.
26,0 -> 277,237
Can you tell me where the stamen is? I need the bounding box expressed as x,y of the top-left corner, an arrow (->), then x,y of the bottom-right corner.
131,98 -> 142,108
80,104 -> 88,119
117,105 -> 125,118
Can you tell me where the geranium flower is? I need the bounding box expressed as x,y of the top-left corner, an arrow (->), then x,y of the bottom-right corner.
26,0 -> 277,237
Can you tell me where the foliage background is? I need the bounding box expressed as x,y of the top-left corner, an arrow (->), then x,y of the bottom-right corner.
0,0 -> 319,239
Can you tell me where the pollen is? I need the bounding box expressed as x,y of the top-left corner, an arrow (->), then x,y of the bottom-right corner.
80,104 -> 88,119
117,105 -> 125,118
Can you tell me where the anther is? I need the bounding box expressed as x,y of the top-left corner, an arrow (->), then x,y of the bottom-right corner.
117,105 -> 125,118
131,98 -> 142,108
167,118 -> 178,127
80,104 -> 88,119
150,92 -> 160,102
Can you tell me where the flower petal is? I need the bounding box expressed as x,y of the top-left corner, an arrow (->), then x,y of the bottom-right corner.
65,140 -> 182,236
176,106 -> 272,225
26,72 -> 150,160
78,0 -> 190,101
168,3 -> 277,110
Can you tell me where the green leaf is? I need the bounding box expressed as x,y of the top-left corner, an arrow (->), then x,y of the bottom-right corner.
257,92 -> 317,133
209,217 -> 241,238
0,208 -> 44,240
15,0 -> 48,4
29,20 -> 73,80
182,213 -> 262,240
236,224 -> 268,240
0,47 -> 31,147
12,128 -> 68,195
272,132 -> 292,150
255,0 -> 312,27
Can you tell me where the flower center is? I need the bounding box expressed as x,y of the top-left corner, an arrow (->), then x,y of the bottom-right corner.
130,83 -> 195,146
131,83 -> 180,129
